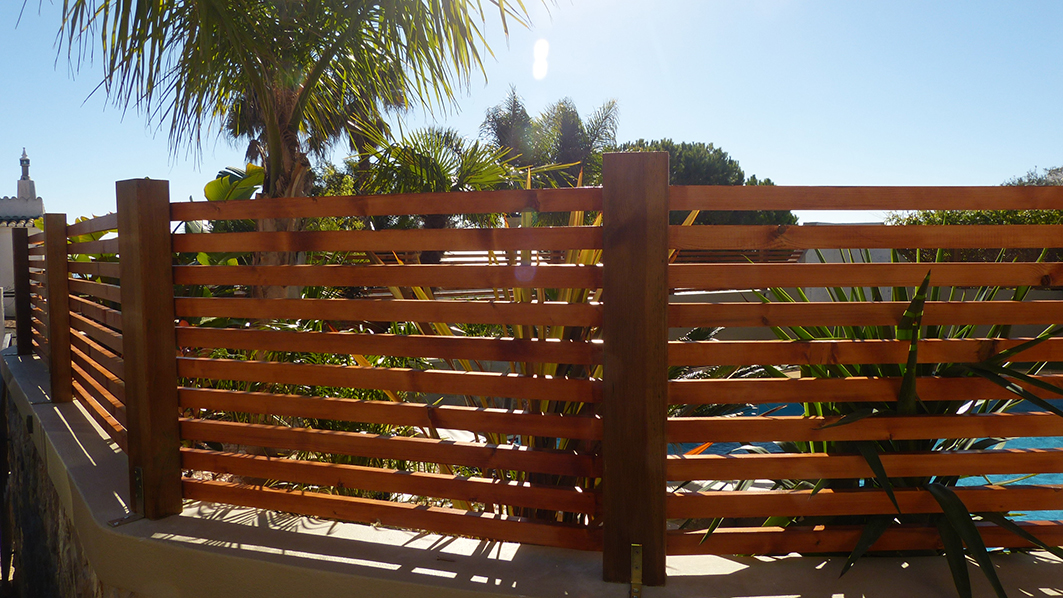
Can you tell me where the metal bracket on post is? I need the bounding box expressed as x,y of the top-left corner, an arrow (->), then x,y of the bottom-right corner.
630,544 -> 643,598
132,466 -> 145,516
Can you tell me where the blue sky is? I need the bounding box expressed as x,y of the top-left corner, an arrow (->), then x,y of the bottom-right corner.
2,1 -> 1062,222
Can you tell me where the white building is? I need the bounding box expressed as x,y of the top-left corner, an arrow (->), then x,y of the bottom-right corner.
0,150 -> 45,319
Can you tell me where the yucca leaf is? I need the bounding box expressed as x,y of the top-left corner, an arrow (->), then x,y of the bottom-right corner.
856,441 -> 900,513
839,515 -> 894,577
698,517 -> 724,545
981,325 -> 1063,365
961,364 -> 1063,418
810,477 -> 830,497
935,514 -> 973,598
926,483 -> 1008,598
977,512 -> 1063,561
817,407 -> 878,429
897,271 -> 932,415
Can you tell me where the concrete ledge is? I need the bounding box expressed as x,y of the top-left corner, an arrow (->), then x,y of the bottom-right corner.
4,349 -> 1062,598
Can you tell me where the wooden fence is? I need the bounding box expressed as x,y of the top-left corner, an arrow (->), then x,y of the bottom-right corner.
14,153 -> 1063,586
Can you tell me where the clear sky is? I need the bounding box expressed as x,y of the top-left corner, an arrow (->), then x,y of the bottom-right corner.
2,1 -> 1062,223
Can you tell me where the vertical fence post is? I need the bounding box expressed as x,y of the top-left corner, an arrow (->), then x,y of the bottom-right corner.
117,179 -> 182,518
601,152 -> 670,586
12,228 -> 32,356
43,213 -> 72,402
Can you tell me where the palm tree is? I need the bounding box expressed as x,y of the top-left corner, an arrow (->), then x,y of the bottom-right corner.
59,0 -> 535,296
481,89 -> 619,186
59,0 -> 533,199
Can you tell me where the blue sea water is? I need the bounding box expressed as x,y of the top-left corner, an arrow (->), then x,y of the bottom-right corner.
671,401 -> 1063,521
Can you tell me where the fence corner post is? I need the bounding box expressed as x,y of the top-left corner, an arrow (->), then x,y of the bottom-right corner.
13,227 -> 32,356
43,213 -> 72,402
601,152 -> 670,586
117,179 -> 181,519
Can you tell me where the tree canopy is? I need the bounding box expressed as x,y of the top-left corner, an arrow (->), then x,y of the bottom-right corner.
59,0 -> 533,198
616,138 -> 796,225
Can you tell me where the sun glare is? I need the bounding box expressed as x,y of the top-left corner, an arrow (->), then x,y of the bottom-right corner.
532,38 -> 549,80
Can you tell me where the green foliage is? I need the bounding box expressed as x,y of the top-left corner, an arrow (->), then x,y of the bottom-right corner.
58,0 -> 537,197
203,164 -> 264,202
481,88 -> 618,186
616,138 -> 797,226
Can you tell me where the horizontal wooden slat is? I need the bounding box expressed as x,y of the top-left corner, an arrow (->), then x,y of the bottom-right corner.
28,270 -> 45,283
179,387 -> 600,439
666,448 -> 1063,481
66,213 -> 118,237
174,297 -> 601,327
29,282 -> 46,296
71,345 -> 125,402
668,485 -> 1063,519
69,295 -> 122,331
669,185 -> 1063,211
70,311 -> 123,354
27,245 -> 46,256
177,358 -> 599,404
71,359 -> 126,427
182,449 -> 596,514
671,224 -> 1063,251
667,521 -> 1063,555
32,335 -> 48,361
669,375 -> 1063,405
67,260 -> 121,279
31,317 -> 47,337
173,227 -> 601,253
68,278 -> 122,303
666,412 -> 1063,443
67,238 -> 120,255
170,188 -> 603,221
176,327 -> 602,365
669,262 -> 1063,290
173,264 -> 602,290
180,419 -> 600,478
27,231 -> 44,244
183,479 -> 600,550
668,337 -> 1063,366
70,329 -> 124,380
72,379 -> 127,451
670,300 -> 1063,328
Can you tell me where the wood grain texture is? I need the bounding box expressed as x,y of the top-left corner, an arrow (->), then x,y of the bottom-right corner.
173,227 -> 601,253
68,278 -> 122,304
180,419 -> 600,477
71,345 -> 125,402
66,213 -> 118,236
67,261 -> 121,279
669,185 -> 1063,211
70,330 -> 124,380
176,327 -> 602,365
183,479 -> 601,550
182,449 -> 597,514
174,297 -> 601,327
71,359 -> 126,426
69,295 -> 123,331
668,337 -> 1063,366
173,264 -> 602,290
13,228 -> 31,355
668,375 -> 1063,405
70,311 -> 123,354
669,262 -> 1063,290
67,238 -> 120,255
72,379 -> 127,451
666,448 -> 1063,481
177,357 -> 600,404
667,485 -> 1063,518
43,214 -> 72,402
667,521 -> 1063,555
601,152 -> 669,585
171,188 -> 603,221
117,179 -> 181,519
666,412 -> 1063,443
179,387 -> 601,439
669,300 -> 1063,328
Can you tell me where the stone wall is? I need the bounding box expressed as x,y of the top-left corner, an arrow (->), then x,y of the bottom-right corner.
4,390 -> 103,598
